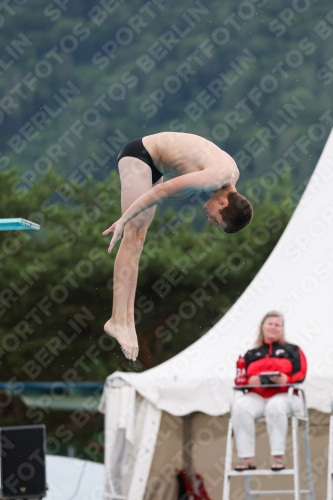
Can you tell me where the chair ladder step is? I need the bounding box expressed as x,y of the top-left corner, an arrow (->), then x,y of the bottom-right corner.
228,469 -> 295,476
250,489 -> 311,495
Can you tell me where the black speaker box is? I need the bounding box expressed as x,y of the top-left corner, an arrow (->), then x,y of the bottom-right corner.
0,425 -> 47,499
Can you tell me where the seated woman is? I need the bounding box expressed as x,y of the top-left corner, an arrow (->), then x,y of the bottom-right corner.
232,310 -> 307,471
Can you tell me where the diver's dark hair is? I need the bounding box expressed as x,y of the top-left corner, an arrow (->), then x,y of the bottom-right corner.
219,191 -> 253,234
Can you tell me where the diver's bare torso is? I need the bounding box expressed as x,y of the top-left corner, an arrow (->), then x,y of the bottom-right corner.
142,132 -> 239,187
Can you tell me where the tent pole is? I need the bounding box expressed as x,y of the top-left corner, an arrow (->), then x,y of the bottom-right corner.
183,413 -> 193,473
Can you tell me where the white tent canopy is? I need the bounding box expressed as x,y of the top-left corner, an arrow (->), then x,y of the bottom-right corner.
100,129 -> 333,499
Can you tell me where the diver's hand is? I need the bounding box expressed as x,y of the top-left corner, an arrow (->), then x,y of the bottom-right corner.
102,219 -> 125,253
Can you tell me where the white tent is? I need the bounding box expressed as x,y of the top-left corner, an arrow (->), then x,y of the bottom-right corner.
99,129 -> 333,500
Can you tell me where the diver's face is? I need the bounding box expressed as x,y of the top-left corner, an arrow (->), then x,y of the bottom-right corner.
203,198 -> 226,229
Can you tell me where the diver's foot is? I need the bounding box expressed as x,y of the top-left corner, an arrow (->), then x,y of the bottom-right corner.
104,319 -> 136,361
128,323 -> 139,362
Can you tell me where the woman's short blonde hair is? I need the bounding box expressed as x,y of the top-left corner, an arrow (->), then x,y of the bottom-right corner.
253,311 -> 286,348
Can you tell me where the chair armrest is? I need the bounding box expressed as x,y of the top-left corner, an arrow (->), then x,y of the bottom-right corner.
287,385 -> 308,421
233,384 -> 296,390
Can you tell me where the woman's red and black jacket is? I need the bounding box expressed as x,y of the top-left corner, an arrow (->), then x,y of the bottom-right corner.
238,341 -> 307,398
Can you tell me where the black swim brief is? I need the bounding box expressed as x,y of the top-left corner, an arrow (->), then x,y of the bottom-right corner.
117,138 -> 163,184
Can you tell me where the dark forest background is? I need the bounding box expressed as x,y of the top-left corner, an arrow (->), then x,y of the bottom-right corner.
0,0 -> 333,457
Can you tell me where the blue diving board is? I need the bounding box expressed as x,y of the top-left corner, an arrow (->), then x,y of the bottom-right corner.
0,218 -> 40,231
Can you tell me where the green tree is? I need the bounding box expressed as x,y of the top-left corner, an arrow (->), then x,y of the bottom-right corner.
0,168 -> 294,377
